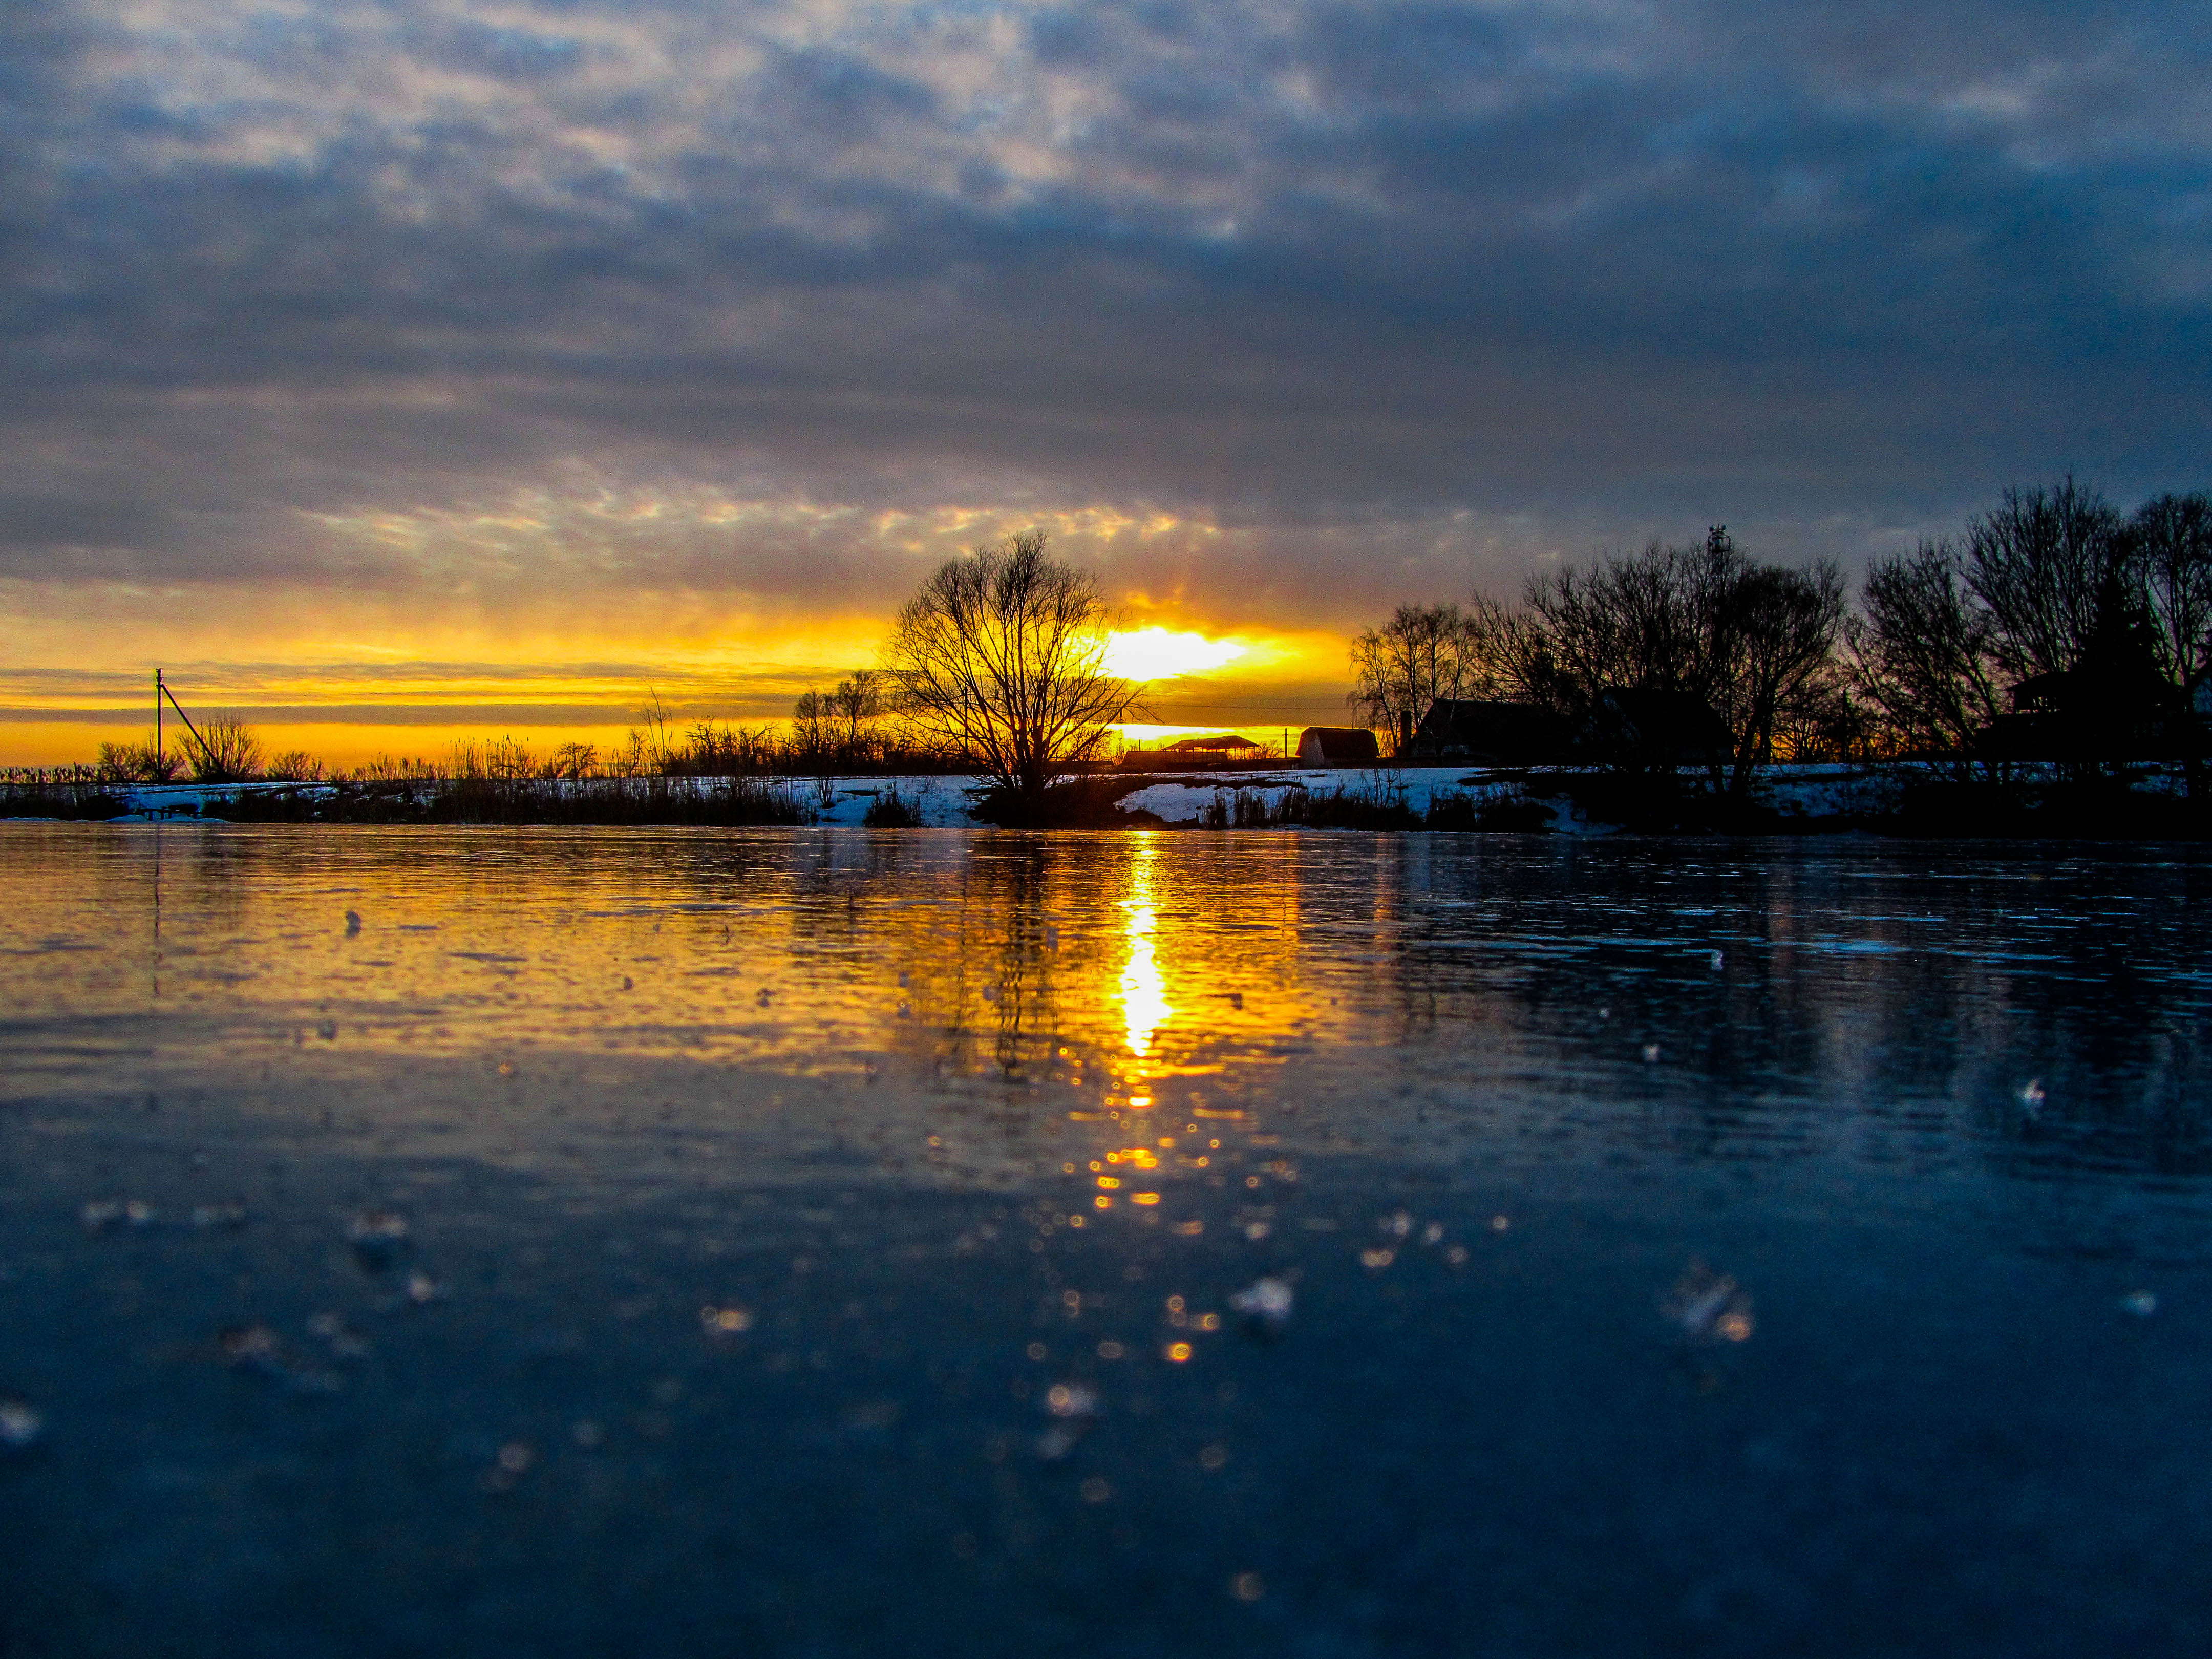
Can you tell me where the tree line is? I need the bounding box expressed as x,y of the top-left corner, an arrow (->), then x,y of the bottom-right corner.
1351,480 -> 2212,791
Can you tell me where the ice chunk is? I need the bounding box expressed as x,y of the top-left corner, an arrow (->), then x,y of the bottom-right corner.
1229,1276 -> 1293,1328
1665,1260 -> 1754,1343
0,1400 -> 42,1450
347,1210 -> 410,1272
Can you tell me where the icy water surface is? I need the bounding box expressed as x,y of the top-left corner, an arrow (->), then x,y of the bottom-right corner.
3,824 -> 2210,1656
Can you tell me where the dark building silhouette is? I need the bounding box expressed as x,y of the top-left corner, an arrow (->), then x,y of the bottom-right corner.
1401,700 -> 1572,765
1123,733 -> 1274,769
1580,689 -> 1733,772
1980,577 -> 2185,761
1296,726 -> 1381,766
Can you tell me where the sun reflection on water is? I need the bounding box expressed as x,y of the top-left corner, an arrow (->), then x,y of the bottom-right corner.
1119,836 -> 1173,1060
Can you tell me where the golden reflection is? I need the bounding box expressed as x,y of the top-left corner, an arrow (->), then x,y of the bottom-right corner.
1119,835 -> 1173,1060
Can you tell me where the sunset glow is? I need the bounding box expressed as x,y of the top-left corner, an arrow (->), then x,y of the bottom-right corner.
1103,628 -> 1248,684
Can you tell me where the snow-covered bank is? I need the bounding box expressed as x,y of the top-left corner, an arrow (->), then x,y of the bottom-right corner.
2,760 -> 2196,834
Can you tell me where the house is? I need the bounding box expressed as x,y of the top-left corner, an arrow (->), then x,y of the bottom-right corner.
1980,595 -> 2180,761
1296,726 -> 1381,765
1580,689 -> 1732,770
1401,700 -> 1572,765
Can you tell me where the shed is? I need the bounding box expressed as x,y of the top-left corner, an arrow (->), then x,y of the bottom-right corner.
1296,726 -> 1381,766
1402,700 -> 1571,765
1160,734 -> 1270,761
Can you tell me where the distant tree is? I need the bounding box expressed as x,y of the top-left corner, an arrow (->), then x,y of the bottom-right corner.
2130,491 -> 2212,696
264,749 -> 327,782
1846,541 -> 2007,772
882,530 -> 1140,810
549,741 -> 600,780
189,713 -> 264,783
96,732 -> 183,783
1961,478 -> 2128,682
1709,557 -> 1849,793
1513,528 -> 1844,794
1346,603 -> 1504,750
790,689 -> 834,767
830,671 -> 885,759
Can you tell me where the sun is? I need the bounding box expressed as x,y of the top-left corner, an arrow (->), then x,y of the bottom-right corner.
1102,627 -> 1247,682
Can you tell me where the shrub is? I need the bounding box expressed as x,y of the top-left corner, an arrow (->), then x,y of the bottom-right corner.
863,786 -> 924,827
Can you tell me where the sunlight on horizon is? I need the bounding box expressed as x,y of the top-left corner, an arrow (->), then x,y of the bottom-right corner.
1103,627 -> 1247,683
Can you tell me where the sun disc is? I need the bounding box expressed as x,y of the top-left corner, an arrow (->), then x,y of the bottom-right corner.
1103,628 -> 1247,682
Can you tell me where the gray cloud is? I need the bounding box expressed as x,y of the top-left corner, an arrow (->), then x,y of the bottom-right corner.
2,0 -> 2206,632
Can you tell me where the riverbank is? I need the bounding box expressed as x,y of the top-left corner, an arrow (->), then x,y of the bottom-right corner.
4,762 -> 2206,838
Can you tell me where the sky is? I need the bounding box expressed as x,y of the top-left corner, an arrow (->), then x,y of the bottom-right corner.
4,0 -> 2208,763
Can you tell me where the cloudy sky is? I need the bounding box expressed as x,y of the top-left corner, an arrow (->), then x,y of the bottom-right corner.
4,0 -> 2208,759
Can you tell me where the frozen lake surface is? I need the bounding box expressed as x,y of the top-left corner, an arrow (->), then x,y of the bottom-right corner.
3,824 -> 2209,1656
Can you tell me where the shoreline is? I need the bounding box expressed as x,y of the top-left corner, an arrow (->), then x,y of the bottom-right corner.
4,761 -> 2208,840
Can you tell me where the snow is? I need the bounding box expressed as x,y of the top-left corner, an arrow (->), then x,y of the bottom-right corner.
32,760 -> 2197,833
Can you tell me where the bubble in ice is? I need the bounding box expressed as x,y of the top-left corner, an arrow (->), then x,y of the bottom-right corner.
1665,1260 -> 1754,1344
1642,1044 -> 1663,1064
221,1323 -> 286,1372
2122,1290 -> 2158,1317
700,1304 -> 755,1336
485,1441 -> 537,1491
191,1201 -> 248,1231
1709,950 -> 1725,970
0,1400 -> 42,1450
82,1199 -> 153,1232
1043,1382 -> 1098,1420
2019,1078 -> 2046,1115
1036,1381 -> 1098,1461
306,1312 -> 371,1358
1229,1276 -> 1293,1329
347,1210 -> 410,1271
220,1323 -> 343,1393
403,1270 -> 449,1305
1379,1210 -> 1411,1239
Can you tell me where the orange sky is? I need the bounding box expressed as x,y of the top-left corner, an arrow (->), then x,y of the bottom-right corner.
0,581 -> 1358,769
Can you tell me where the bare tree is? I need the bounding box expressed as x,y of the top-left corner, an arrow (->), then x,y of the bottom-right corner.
2131,491 -> 2212,695
96,733 -> 183,783
1709,559 -> 1848,794
1846,540 -> 2007,773
1346,603 -> 1504,749
1518,529 -> 1742,715
830,671 -> 885,758
791,688 -> 834,768
1512,528 -> 1842,793
1961,478 -> 2128,682
882,531 -> 1141,807
189,713 -> 264,782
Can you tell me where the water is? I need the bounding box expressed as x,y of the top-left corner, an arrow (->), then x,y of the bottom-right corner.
2,824 -> 2209,1656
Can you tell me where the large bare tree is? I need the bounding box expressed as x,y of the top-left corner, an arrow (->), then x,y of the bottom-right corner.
1510,528 -> 1845,794
1846,541 -> 2007,772
883,531 -> 1140,806
1961,478 -> 2128,681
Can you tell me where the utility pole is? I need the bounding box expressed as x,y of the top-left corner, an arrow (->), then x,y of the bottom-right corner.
155,668 -> 162,775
